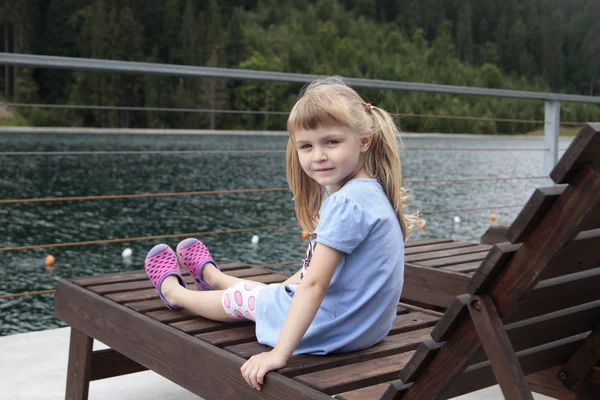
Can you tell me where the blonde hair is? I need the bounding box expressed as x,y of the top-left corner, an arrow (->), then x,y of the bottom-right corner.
286,77 -> 425,239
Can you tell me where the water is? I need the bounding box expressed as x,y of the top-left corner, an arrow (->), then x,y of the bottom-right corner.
0,131 -> 572,336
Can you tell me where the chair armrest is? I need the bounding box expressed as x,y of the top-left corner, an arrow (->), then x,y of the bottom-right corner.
480,225 -> 510,245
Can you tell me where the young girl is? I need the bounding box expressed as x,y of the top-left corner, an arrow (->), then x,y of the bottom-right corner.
144,77 -> 424,391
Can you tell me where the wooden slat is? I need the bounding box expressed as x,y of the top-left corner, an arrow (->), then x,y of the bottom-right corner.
90,349 -> 148,380
170,318 -> 249,335
577,204 -> 600,233
467,242 -> 521,295
225,341 -> 270,359
72,271 -> 148,287
106,288 -> 160,303
197,325 -> 258,347
124,299 -> 169,312
228,268 -> 271,278
247,272 -> 289,284
335,382 -> 389,400
470,299 -> 600,365
216,262 -> 253,271
405,238 -> 453,247
398,339 -> 442,384
402,264 -> 470,308
88,276 -> 195,295
145,309 -> 200,324
416,251 -> 490,268
538,228 -> 600,280
480,225 -> 510,245
397,302 -> 443,317
294,351 -> 415,395
507,185 -> 566,244
404,241 -> 477,256
441,261 -> 481,273
430,294 -> 470,342
550,123 -> 600,185
388,312 -> 439,335
508,267 -> 600,323
405,244 -> 490,263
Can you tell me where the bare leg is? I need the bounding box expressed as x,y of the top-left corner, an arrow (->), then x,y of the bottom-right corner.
203,263 -> 267,290
161,276 -> 230,321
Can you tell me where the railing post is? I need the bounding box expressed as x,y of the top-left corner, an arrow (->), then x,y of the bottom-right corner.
544,100 -> 560,177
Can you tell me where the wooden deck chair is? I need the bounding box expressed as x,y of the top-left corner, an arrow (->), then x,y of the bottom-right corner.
54,123 -> 599,400
370,122 -> 600,399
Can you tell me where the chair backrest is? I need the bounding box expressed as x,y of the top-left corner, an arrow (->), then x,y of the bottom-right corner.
383,123 -> 600,400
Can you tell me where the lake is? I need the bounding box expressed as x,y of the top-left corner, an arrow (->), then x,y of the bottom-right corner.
0,131 -> 572,335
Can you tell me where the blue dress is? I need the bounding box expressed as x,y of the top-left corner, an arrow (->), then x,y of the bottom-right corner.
254,178 -> 405,355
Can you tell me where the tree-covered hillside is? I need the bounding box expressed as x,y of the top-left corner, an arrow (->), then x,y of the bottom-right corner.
1,0 -> 599,133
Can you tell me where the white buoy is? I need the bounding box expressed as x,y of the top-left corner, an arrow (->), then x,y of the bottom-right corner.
453,216 -> 461,224
251,235 -> 259,244
122,248 -> 133,258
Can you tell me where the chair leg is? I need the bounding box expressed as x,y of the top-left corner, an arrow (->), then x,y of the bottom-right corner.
65,327 -> 93,400
469,295 -> 534,400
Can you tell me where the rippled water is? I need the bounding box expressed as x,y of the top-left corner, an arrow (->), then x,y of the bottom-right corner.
0,131 -> 572,335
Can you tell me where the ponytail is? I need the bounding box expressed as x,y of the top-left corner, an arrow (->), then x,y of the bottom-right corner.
366,107 -> 426,239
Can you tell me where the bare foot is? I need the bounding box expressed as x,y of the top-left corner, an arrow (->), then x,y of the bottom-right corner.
160,275 -> 182,307
202,263 -> 220,288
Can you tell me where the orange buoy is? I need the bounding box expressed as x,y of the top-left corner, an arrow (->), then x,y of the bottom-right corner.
301,231 -> 309,240
489,213 -> 497,222
45,254 -> 55,267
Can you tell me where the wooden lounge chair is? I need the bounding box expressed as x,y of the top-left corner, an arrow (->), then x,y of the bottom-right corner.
54,123 -> 600,399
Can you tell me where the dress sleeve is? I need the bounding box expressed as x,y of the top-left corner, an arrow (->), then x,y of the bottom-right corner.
314,194 -> 372,254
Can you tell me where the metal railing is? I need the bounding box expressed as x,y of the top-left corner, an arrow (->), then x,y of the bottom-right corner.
2,52 -> 600,174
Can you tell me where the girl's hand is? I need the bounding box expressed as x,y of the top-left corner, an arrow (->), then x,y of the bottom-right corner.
240,350 -> 288,391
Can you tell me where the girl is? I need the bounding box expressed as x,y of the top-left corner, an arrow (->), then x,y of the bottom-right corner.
143,77 -> 424,391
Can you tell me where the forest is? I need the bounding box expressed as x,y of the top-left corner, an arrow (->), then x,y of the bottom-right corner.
1,0 -> 599,133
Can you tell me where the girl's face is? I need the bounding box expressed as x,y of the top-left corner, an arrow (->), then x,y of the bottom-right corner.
294,124 -> 371,192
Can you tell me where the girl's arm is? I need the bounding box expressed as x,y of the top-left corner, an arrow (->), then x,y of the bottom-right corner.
281,268 -> 303,285
240,243 -> 341,390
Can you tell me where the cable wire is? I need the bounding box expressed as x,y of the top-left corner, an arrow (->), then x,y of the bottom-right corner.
0,224 -> 299,252
0,176 -> 546,205
2,102 -> 587,125
0,203 -> 526,252
0,289 -> 56,299
0,149 -> 286,156
0,148 -> 562,156
421,204 -> 523,214
1,102 -> 289,115
0,187 -> 290,204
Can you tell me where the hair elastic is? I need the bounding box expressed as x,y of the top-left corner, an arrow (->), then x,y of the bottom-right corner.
364,103 -> 374,112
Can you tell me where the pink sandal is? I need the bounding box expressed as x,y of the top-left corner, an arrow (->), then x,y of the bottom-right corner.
144,244 -> 187,309
176,238 -> 220,291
